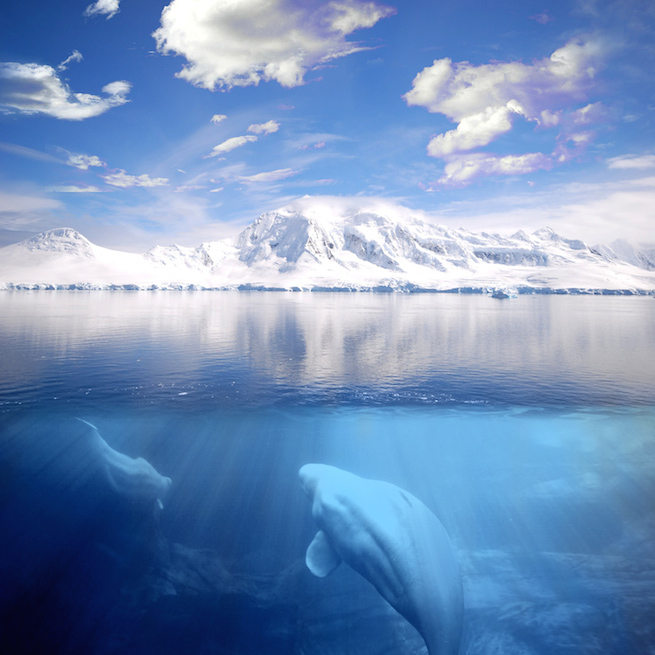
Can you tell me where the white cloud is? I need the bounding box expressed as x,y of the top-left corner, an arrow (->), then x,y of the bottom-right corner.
84,0 -> 120,19
404,34 -> 607,185
0,62 -> 131,120
207,135 -> 258,157
49,185 -> 104,193
247,120 -> 280,135
66,153 -> 106,170
102,170 -> 169,188
237,168 -> 299,183
405,34 -> 603,128
57,50 -> 83,72
437,153 -> 552,187
607,154 -> 655,169
102,80 -> 131,96
153,0 -> 396,90
175,185 -> 207,192
211,114 -> 227,124
427,102 -> 524,157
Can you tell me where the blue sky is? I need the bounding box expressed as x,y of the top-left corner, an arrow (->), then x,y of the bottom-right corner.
1,0 -> 654,250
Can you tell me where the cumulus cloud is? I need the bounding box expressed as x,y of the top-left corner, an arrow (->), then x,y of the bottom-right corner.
427,101 -> 524,157
211,114 -> 227,124
0,62 -> 131,120
247,120 -> 280,135
237,168 -> 299,183
102,169 -> 169,188
67,153 -> 106,169
606,154 -> 655,169
207,135 -> 258,158
153,0 -> 396,90
405,34 -> 603,137
404,34 -> 607,185
436,153 -> 552,187
84,0 -> 120,19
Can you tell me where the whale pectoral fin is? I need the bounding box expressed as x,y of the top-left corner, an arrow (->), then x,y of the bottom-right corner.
306,530 -> 341,578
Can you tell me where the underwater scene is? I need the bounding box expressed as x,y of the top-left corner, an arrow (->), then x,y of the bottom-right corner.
0,292 -> 654,654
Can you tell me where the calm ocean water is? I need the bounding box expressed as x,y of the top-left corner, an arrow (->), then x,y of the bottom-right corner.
1,292 -> 654,654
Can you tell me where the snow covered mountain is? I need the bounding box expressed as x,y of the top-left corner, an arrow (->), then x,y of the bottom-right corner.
1,206 -> 654,293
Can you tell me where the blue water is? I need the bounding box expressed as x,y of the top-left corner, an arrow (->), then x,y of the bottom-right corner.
1,292 -> 654,654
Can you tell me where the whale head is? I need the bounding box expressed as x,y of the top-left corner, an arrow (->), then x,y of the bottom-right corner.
299,463 -> 327,496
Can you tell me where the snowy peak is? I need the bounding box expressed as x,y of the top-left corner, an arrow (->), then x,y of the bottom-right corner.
145,244 -> 214,269
595,240 -> 655,271
235,209 -> 459,273
233,208 -> 604,275
21,228 -> 95,258
236,211 -> 334,267
1,202 -> 654,292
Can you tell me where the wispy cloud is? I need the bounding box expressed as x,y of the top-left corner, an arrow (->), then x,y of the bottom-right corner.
102,169 -> 169,188
57,50 -> 83,72
237,168 -> 299,183
529,10 -> 555,25
210,114 -> 227,124
298,141 -> 326,151
207,135 -> 258,158
607,154 -> 655,169
49,185 -> 104,193
0,142 -> 63,165
153,0 -> 396,89
0,61 -> 131,120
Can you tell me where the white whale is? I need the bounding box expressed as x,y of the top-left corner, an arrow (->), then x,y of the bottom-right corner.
299,463 -> 463,655
77,419 -> 172,508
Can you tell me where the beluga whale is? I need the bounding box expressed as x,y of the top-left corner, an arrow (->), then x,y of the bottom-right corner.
299,463 -> 463,655
77,418 -> 172,510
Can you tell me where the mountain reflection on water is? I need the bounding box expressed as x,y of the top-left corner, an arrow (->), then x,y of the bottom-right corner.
0,292 -> 653,408
0,292 -> 654,654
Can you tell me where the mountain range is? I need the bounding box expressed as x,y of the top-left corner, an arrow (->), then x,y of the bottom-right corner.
1,203 -> 654,293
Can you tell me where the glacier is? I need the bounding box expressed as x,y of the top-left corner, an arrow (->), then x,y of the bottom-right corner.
1,203 -> 654,293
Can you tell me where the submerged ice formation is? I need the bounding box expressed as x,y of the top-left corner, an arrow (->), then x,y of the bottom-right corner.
299,463 -> 463,655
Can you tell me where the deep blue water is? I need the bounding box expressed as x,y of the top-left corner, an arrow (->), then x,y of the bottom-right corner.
0,292 -> 654,654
